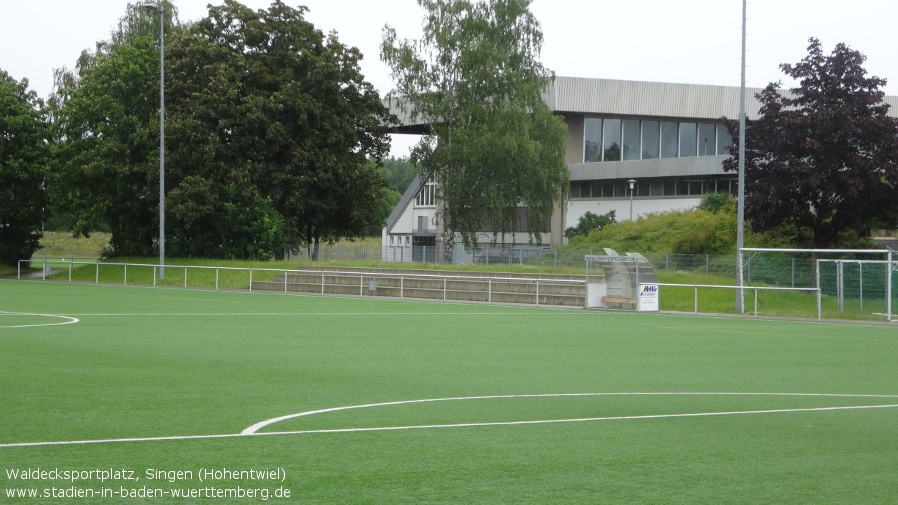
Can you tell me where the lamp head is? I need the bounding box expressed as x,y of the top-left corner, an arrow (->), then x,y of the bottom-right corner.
627,179 -> 636,190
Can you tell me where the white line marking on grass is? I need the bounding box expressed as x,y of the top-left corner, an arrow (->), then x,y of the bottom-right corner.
0,312 -> 79,328
3,402 -> 897,449
241,392 -> 898,434
3,392 -> 898,449
256,403 -> 898,437
0,433 -> 244,448
66,312 -> 560,317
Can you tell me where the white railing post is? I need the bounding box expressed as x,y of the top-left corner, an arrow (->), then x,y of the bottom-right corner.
887,249 -> 893,322
816,259 -> 821,319
215,268 -> 219,290
818,288 -> 823,321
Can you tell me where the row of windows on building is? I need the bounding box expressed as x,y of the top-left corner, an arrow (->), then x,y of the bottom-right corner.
585,118 -> 732,163
570,176 -> 738,198
389,235 -> 437,246
415,182 -> 436,206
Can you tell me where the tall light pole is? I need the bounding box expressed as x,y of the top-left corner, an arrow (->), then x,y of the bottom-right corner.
627,179 -> 637,221
735,0 -> 747,312
143,3 -> 165,280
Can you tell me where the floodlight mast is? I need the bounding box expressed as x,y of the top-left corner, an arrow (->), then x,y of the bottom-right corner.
143,2 -> 165,280
735,0 -> 747,313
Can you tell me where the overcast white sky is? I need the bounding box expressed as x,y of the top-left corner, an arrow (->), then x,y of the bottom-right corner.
2,0 -> 896,157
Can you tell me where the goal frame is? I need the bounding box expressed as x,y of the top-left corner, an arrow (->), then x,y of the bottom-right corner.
739,248 -> 894,322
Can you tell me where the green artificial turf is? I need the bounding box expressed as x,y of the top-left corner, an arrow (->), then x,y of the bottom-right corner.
1,280 -> 897,504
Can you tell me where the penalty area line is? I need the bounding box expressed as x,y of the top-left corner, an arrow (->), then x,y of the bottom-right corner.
2,403 -> 898,449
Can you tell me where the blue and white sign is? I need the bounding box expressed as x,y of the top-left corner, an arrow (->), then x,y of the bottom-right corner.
637,284 -> 659,312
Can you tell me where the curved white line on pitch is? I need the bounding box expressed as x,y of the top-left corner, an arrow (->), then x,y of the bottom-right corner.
3,399 -> 897,449
256,403 -> 898,438
0,312 -> 79,329
241,392 -> 898,435
3,392 -> 898,449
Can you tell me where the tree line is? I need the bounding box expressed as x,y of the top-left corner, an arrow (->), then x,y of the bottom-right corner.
3,2 -> 898,267
3,0 -> 402,264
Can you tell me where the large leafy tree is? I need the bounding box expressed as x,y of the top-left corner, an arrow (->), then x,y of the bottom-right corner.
381,0 -> 569,261
163,4 -> 287,259
52,1 -> 394,259
724,38 -> 898,248
0,70 -> 50,265
382,156 -> 417,193
51,3 -> 173,256
191,1 -> 392,258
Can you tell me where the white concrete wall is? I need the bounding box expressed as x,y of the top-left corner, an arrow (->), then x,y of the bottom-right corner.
567,197 -> 702,234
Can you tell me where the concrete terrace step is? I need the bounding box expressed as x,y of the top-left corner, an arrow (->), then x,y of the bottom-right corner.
250,267 -> 591,307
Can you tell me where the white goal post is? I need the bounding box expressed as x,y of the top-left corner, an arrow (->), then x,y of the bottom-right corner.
739,248 -> 895,322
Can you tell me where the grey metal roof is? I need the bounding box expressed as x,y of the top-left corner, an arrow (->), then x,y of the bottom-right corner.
384,173 -> 425,234
546,77 -> 765,119
386,76 -> 898,129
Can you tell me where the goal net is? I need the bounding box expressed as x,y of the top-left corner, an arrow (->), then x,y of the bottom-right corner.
739,248 -> 895,321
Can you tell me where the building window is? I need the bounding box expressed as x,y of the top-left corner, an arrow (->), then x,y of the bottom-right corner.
584,117 -> 732,162
688,179 -> 703,195
716,124 -> 731,155
603,119 -> 621,161
570,176 -> 737,199
584,118 -> 602,162
622,120 -> 641,161
698,123 -> 716,156
679,123 -> 697,157
637,181 -> 649,197
642,121 -> 660,159
660,121 -> 678,158
416,182 -> 435,206
663,178 -> 677,195
613,180 -> 627,197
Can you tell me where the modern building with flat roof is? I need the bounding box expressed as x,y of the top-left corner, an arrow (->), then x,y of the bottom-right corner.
382,76 -> 898,262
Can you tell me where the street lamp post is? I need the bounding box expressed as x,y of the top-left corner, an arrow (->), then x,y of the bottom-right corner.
143,2 -> 165,280
627,179 -> 637,221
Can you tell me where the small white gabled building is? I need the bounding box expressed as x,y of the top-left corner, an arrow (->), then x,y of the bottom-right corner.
382,174 -> 438,262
